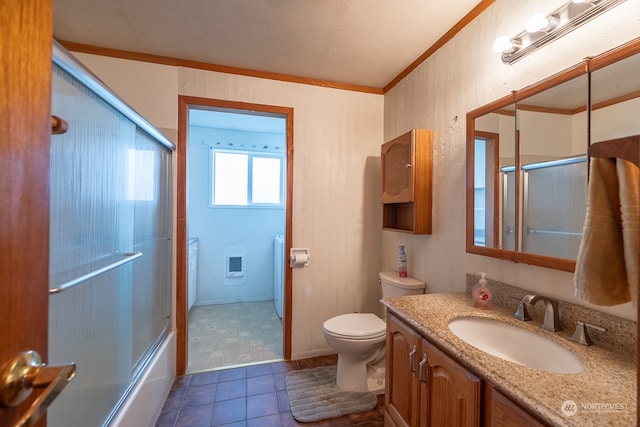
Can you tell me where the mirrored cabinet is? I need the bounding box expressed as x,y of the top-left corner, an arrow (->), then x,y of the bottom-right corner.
469,99 -> 516,254
515,69 -> 588,263
466,38 -> 640,272
590,44 -> 640,159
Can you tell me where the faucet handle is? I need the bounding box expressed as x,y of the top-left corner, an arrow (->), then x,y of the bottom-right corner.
511,297 -> 532,321
570,321 -> 606,346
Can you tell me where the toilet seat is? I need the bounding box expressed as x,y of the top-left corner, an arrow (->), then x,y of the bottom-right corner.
323,313 -> 386,340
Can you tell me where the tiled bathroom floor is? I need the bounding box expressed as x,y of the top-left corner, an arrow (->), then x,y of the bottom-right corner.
188,301 -> 284,373
155,355 -> 385,427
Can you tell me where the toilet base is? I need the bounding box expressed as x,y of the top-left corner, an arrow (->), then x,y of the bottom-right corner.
366,359 -> 386,395
335,346 -> 386,394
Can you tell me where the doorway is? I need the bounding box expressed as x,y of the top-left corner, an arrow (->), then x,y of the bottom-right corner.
177,97 -> 293,375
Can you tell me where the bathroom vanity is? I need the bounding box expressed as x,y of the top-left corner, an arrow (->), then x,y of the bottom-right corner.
382,292 -> 636,427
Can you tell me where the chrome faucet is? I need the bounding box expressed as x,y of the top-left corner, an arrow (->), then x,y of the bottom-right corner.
570,321 -> 606,346
512,299 -> 531,321
518,294 -> 562,332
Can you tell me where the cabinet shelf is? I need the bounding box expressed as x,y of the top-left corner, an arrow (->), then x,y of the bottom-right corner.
381,129 -> 433,234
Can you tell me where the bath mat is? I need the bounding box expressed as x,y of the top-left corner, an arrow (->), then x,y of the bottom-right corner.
286,365 -> 377,422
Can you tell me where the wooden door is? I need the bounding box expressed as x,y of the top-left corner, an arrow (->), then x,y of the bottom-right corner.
0,1 -> 53,426
385,314 -> 421,427
421,339 -> 481,427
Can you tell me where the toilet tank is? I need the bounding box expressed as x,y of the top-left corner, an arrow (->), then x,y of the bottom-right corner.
379,271 -> 425,297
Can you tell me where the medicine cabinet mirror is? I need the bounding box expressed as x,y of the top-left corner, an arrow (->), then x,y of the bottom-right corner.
466,38 -> 640,272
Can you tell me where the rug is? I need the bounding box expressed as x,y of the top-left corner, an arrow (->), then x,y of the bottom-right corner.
285,365 -> 377,422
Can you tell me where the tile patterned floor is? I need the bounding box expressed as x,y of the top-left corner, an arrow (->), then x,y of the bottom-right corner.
155,355 -> 385,427
188,301 -> 284,373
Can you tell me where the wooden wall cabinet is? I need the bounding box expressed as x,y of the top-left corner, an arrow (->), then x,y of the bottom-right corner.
381,129 -> 433,234
385,313 -> 481,427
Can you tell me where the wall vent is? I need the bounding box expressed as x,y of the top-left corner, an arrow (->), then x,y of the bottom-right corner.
224,245 -> 246,282
226,255 -> 244,277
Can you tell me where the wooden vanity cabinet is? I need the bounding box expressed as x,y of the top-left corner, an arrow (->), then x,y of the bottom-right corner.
381,129 -> 433,234
385,313 -> 481,427
386,313 -> 548,427
386,312 -> 422,427
420,339 -> 481,427
484,383 -> 546,427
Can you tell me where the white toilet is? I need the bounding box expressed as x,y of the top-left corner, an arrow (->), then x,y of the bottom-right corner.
322,271 -> 425,393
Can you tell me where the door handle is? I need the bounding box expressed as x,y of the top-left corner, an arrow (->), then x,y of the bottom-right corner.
1,350 -> 75,427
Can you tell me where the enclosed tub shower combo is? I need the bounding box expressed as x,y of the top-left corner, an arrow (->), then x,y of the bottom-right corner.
48,41 -> 175,426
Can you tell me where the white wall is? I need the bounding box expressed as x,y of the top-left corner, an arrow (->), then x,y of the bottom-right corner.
382,0 -> 640,320
74,51 -> 385,359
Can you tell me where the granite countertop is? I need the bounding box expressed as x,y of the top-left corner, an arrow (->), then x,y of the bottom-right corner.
382,293 -> 637,427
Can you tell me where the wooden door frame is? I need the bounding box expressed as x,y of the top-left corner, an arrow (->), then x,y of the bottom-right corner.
473,130 -> 500,247
176,96 -> 293,375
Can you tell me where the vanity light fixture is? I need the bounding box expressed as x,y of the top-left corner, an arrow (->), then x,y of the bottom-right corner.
494,0 -> 626,64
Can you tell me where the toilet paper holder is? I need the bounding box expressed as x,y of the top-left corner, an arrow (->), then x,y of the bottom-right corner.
290,248 -> 310,267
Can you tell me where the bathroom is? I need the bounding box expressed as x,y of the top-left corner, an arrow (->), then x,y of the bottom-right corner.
3,0 -> 639,425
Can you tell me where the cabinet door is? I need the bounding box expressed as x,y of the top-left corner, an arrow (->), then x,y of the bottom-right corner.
485,383 -> 546,427
381,129 -> 433,234
386,314 -> 421,427
420,339 -> 481,427
381,132 -> 414,203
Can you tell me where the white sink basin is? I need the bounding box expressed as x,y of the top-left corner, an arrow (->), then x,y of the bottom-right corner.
448,316 -> 583,374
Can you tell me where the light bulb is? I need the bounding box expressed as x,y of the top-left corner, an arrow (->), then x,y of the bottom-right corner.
526,14 -> 550,33
493,36 -> 513,53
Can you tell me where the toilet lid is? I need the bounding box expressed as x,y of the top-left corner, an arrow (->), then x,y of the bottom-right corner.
323,313 -> 386,339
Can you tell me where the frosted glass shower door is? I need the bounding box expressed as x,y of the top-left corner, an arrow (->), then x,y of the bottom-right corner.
48,52 -> 173,426
49,64 -> 135,426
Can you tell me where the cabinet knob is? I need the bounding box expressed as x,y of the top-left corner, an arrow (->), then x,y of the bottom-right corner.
405,163 -> 412,168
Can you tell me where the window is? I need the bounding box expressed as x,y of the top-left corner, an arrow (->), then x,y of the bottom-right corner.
211,149 -> 284,207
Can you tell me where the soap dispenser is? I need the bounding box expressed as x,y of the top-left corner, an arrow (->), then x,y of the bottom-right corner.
472,272 -> 492,310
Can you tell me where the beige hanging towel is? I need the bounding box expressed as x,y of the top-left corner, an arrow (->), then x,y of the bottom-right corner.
574,158 -> 634,305
617,158 -> 639,303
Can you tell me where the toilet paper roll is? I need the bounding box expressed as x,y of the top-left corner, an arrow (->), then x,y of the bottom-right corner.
290,253 -> 309,266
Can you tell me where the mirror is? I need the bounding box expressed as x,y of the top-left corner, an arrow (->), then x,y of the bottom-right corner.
469,100 -> 516,252
516,72 -> 588,261
466,39 -> 640,272
590,48 -> 640,157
